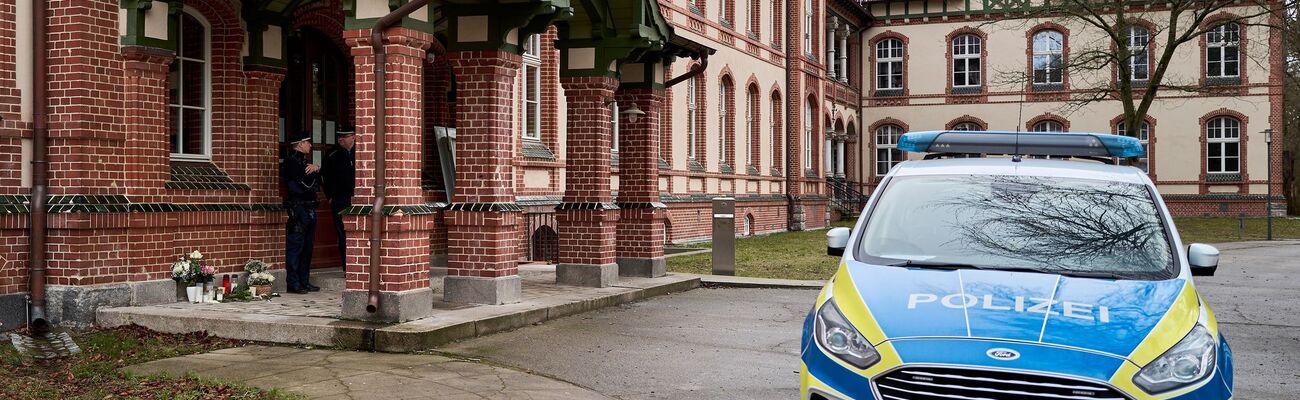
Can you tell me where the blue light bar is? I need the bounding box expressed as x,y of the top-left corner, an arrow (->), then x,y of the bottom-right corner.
896,130 -> 1145,158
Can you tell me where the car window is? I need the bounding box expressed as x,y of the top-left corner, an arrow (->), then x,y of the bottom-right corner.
858,174 -> 1174,279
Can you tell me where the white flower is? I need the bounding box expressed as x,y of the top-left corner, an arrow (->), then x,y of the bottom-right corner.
189,250 -> 203,259
171,260 -> 189,277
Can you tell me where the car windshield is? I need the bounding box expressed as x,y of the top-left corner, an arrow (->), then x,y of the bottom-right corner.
859,174 -> 1174,279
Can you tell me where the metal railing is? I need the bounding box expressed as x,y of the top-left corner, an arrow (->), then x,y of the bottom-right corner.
826,177 -> 869,216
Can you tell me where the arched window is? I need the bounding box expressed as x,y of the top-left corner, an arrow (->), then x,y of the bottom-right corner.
747,85 -> 760,168
952,34 -> 981,88
1032,120 -> 1065,132
170,9 -> 211,159
1206,117 -> 1240,174
875,125 -> 904,175
611,101 -> 619,152
803,100 -> 814,170
687,76 -> 699,160
719,77 -> 734,166
1117,119 -> 1151,172
1032,30 -> 1064,85
875,38 -> 904,90
1126,25 -> 1150,81
1206,22 -> 1240,79
770,92 -> 783,172
952,122 -> 980,131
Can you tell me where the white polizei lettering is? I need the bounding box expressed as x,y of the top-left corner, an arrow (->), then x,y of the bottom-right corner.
983,295 -> 1011,311
1099,306 -> 1111,323
1028,297 -> 1060,315
942,293 -> 979,309
908,293 -> 938,309
1062,302 -> 1094,321
1014,296 -> 1026,312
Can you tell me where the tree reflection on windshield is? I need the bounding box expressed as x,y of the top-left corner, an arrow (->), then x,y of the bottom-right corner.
861,175 -> 1173,277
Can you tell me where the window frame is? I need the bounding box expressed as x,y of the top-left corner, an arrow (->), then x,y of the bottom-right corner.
952,34 -> 982,88
952,122 -> 981,131
1205,22 -> 1241,79
803,101 -> 813,170
875,38 -> 904,91
719,79 -> 729,165
874,124 -> 903,175
1032,30 -> 1065,85
1205,116 -> 1241,174
1117,119 -> 1152,173
521,34 -> 542,141
1032,120 -> 1065,132
1126,25 -> 1151,82
687,76 -> 699,160
611,101 -> 619,152
803,0 -> 814,56
169,7 -> 213,161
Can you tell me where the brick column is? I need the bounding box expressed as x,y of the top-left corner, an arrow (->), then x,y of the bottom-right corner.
341,28 -> 435,322
120,46 -> 175,200
556,76 -> 620,287
442,50 -> 524,304
615,87 -> 667,277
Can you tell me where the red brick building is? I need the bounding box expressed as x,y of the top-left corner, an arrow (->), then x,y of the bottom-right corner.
0,0 -> 872,328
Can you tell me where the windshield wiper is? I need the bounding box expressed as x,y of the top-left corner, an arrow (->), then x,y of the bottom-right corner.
890,260 -> 989,270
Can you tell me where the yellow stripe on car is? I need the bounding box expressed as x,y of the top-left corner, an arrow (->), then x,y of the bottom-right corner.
1126,281 -> 1199,367
830,263 -> 891,345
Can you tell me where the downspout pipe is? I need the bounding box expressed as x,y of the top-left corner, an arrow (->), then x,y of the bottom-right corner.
367,0 -> 430,314
665,54 -> 708,88
28,0 -> 49,336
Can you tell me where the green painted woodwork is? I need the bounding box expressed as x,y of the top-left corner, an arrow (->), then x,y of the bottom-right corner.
119,0 -> 175,50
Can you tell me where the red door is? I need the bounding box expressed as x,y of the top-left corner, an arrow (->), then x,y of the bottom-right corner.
280,28 -> 352,269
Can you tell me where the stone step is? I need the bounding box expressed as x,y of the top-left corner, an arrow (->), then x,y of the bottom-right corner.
311,268 -> 345,290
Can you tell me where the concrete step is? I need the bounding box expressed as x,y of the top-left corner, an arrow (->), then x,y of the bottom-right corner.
311,268 -> 345,290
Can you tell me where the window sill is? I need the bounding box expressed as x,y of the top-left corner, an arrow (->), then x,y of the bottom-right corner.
872,89 -> 904,97
1031,83 -> 1065,92
687,160 -> 706,172
167,161 -> 250,191
950,86 -> 983,95
1206,173 -> 1242,183
719,163 -> 734,174
522,139 -> 556,161
1205,76 -> 1242,86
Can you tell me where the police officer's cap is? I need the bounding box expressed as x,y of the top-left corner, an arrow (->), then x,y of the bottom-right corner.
337,126 -> 356,137
288,131 -> 312,144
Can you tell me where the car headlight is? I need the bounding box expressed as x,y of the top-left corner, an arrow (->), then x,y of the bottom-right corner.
815,298 -> 881,369
1133,325 -> 1217,394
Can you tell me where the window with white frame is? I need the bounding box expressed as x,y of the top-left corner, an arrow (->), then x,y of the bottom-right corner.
1032,120 -> 1065,132
1117,120 -> 1151,172
803,101 -> 813,169
719,80 -> 729,165
522,34 -> 542,140
803,0 -> 813,55
611,102 -> 619,152
687,76 -> 698,160
952,34 -> 981,88
1206,116 -> 1240,174
1032,30 -> 1064,85
1127,25 -> 1150,81
170,9 -> 211,159
875,125 -> 903,175
875,38 -> 904,90
1206,22 -> 1240,79
952,122 -> 980,131
745,88 -> 755,166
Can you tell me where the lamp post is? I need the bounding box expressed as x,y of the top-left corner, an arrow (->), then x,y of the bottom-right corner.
1264,128 -> 1273,240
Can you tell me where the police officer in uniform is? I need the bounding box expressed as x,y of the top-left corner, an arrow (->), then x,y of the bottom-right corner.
282,132 -> 322,294
323,127 -> 356,268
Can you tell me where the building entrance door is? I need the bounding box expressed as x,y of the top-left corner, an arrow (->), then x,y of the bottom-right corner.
279,28 -> 352,269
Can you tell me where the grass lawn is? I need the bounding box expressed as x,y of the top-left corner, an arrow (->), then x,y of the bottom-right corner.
668,217 -> 1299,281
1173,217 -> 1300,244
0,325 -> 300,400
666,221 -> 854,281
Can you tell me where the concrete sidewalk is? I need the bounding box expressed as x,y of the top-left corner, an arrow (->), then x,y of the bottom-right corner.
126,345 -> 610,400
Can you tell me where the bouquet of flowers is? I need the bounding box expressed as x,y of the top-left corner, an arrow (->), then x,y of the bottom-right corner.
171,259 -> 194,285
245,259 -> 274,286
189,250 -> 216,284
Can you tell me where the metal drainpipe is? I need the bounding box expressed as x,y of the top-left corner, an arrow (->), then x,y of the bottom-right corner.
367,0 -> 430,314
665,54 -> 708,88
28,0 -> 49,336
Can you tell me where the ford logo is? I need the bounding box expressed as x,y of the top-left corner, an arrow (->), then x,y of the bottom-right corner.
986,348 -> 1020,361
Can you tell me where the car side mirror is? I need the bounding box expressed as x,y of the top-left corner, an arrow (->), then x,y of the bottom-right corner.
1188,243 -> 1220,276
827,227 -> 851,257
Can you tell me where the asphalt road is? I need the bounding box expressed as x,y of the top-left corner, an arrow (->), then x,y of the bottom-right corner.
444,241 -> 1300,399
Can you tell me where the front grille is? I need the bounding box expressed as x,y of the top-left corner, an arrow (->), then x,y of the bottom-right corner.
873,366 -> 1129,400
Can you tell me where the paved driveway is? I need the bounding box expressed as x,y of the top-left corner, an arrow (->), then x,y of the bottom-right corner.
444,241 -> 1300,399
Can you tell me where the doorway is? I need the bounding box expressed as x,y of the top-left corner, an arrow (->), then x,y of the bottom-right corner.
279,28 -> 353,269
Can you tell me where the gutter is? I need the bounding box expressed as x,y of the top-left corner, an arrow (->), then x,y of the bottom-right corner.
366,0 -> 430,314
665,53 -> 708,88
28,0 -> 49,335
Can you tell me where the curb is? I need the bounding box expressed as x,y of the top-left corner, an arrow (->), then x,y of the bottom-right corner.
681,273 -> 826,289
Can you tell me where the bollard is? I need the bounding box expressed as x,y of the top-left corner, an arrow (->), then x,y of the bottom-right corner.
1238,214 -> 1245,241
712,197 -> 736,276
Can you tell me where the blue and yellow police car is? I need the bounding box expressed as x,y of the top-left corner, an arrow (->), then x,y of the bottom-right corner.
802,131 -> 1233,399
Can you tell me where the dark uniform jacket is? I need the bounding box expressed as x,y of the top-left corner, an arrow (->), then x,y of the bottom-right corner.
322,145 -> 356,200
282,150 -> 321,203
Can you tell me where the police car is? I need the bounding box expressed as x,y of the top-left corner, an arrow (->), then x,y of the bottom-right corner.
802,131 -> 1232,400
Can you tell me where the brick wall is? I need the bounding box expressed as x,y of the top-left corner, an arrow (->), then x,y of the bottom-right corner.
665,201 -> 789,243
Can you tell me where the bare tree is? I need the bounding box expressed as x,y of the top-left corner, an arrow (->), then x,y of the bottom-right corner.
989,0 -> 1290,137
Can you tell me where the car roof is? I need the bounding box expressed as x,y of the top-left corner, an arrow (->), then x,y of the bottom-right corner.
889,157 -> 1151,185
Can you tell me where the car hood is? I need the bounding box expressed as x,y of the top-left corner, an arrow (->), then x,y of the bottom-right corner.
842,260 -> 1195,359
